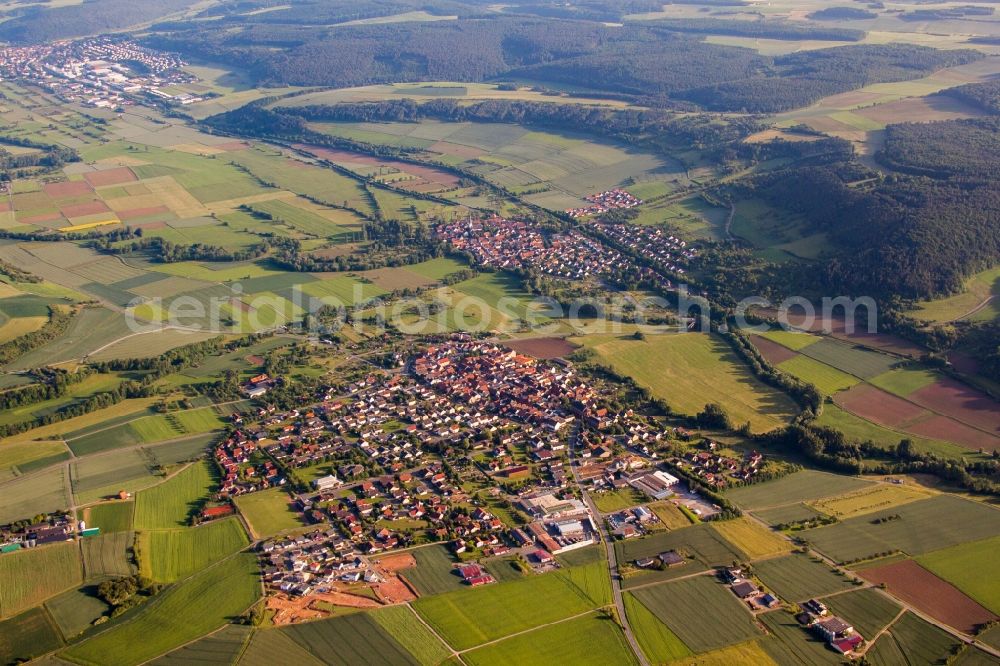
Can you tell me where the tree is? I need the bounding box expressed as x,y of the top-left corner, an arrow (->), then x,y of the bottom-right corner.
696,402 -> 732,430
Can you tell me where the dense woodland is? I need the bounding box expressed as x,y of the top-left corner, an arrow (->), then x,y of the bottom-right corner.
0,0 -> 201,44
940,79 -> 1000,114
141,13 -> 976,112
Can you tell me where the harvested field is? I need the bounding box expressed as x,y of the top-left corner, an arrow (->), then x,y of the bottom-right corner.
808,483 -> 934,519
860,560 -> 997,634
749,335 -> 799,365
908,377 -> 1000,435
60,201 -> 110,218
84,167 -> 136,187
834,384 -> 927,428
118,205 -> 170,220
855,95 -> 984,126
711,517 -> 792,560
505,337 -> 576,359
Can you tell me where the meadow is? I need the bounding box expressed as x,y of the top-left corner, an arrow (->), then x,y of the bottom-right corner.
402,544 -> 466,596
412,570 -> 601,650
0,541 -> 82,618
137,518 -> 249,583
133,460 -> 216,530
800,495 -> 1000,563
776,355 -> 860,395
61,552 -> 261,666
370,605 -> 454,666
462,612 -> 637,666
234,488 -> 306,539
0,607 -> 64,664
570,331 -> 797,432
631,576 -> 762,653
45,585 -> 111,639
912,265 -> 1000,323
752,554 -> 855,603
724,470 -> 872,511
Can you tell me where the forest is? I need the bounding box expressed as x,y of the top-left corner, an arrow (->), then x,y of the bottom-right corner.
141,15 -> 976,112
940,79 -> 1000,114
0,0 -> 201,44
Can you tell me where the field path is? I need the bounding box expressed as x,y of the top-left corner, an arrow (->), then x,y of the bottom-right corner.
406,602 -> 460,658
454,609 -> 599,655
951,295 -> 996,323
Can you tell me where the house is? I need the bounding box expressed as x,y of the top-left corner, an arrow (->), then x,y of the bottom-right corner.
813,616 -> 853,643
531,549 -> 554,564
202,505 -> 234,521
731,581 -> 758,599
658,550 -> 685,567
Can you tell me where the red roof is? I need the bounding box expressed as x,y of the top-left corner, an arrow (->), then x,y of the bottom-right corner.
202,505 -> 234,518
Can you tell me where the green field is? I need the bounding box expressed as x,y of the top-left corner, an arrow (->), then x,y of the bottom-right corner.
45,585 -> 111,639
138,518 -> 249,583
776,355 -> 860,395
632,576 -> 762,653
413,569 -> 602,650
866,612 -> 959,666
234,488 -> 306,539
150,624 -> 252,666
725,470 -> 872,511
868,366 -> 940,397
752,554 -> 855,603
128,408 -> 226,444
0,439 -> 68,481
133,460 -> 216,530
617,523 -> 741,572
403,544 -> 465,596
238,627 -> 326,666
800,495 -> 1000,563
61,553 -> 260,666
798,338 -> 899,380
758,329 -> 821,351
753,503 -> 823,527
0,607 -> 64,664
624,592 -> 692,664
0,541 -> 82,618
570,331 -> 797,433
370,605 -> 453,666
282,612 -> 418,666
82,502 -> 134,533
917,536 -> 1000,614
81,531 -> 135,581
824,588 -> 901,639
593,487 -> 646,513
463,612 -> 637,666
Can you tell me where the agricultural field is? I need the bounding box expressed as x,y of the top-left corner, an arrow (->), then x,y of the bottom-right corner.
814,404 -> 973,461
0,438 -> 68,482
593,487 -> 646,513
616,523 -> 743,571
570,330 -> 798,432
44,585 -> 111,639
133,460 -> 216,530
752,554 -> 855,603
808,483 -> 935,519
623,593 -> 692,664
463,612 -> 637,666
776,355 -> 860,395
0,464 -> 70,526
797,338 -> 900,380
710,517 -> 792,560
80,502 -> 134,533
234,488 -> 306,539
370,605 -> 453,666
824,588 -> 902,639
0,607 -> 64,665
151,624 -> 252,666
865,612 -> 960,666
412,570 -> 601,650
80,531 -> 135,580
137,518 -> 249,583
402,544 -> 466,596
238,627 -> 326,666
281,612 -> 418,666
647,500 -> 696,530
0,541 -> 83,618
753,503 -> 823,527
859,559 -> 998,633
631,576 -> 762,653
918,536 -> 1000,614
61,552 -> 261,666
725,470 -> 873,511
801,495 -> 1000,564
70,447 -> 163,504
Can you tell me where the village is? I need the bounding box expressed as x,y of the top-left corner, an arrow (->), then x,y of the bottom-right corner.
566,188 -> 644,218
0,36 -> 200,108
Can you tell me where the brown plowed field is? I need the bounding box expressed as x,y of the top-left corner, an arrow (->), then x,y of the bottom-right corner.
18,212 -> 63,224
907,415 -> 1000,452
835,384 -> 928,428
506,337 -> 577,359
859,560 -> 997,634
60,201 -> 110,218
84,167 -> 137,187
909,378 -> 1000,435
43,180 -> 93,198
750,335 -> 799,365
753,308 -> 924,357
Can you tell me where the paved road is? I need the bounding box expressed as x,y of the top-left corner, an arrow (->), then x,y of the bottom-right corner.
568,427 -> 650,666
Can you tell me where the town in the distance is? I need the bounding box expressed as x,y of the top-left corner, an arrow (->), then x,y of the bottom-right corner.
0,2 -> 999,665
